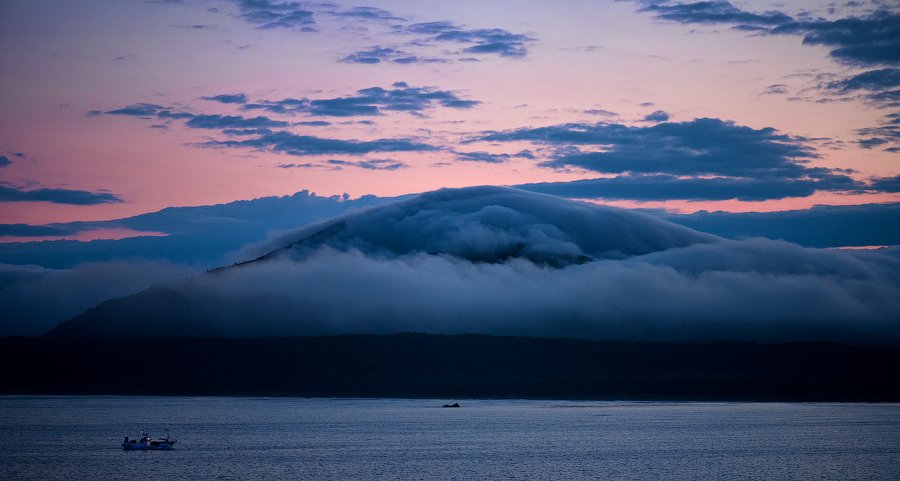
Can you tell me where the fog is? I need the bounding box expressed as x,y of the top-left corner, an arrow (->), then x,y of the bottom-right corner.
1,261 -> 197,336
50,187 -> 900,343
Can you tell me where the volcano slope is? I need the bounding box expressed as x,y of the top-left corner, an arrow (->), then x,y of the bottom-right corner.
48,186 -> 900,344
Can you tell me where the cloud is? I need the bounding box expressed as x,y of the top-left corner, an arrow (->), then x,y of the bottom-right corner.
0,190 -> 394,268
637,2 -> 899,67
826,68 -> 900,93
477,117 -> 877,201
0,261 -> 196,336
202,93 -> 248,104
339,46 -> 450,65
339,46 -> 404,64
105,103 -> 165,117
401,21 -> 535,58
761,83 -> 789,95
233,0 -> 317,30
870,175 -> 900,192
0,155 -> 9,167
775,10 -> 900,67
0,184 -> 122,205
243,83 -> 479,116
454,150 -> 535,163
185,114 -> 288,129
202,130 -> 435,155
642,110 -> 670,122
480,118 -> 817,177
516,174 -> 859,202
324,158 -> 407,170
0,224 -> 77,237
639,1 -> 792,27
50,187 -> 900,343
332,6 -> 404,22
584,109 -> 619,117
339,158 -> 407,170
662,202 -> 900,248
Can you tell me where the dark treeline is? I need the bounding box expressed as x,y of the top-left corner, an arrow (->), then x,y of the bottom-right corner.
2,334 -> 899,401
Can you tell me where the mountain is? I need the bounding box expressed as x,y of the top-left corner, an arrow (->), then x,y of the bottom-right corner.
47,186 -> 900,343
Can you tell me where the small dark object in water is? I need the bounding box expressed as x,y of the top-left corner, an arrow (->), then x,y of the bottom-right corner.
442,402 -> 460,408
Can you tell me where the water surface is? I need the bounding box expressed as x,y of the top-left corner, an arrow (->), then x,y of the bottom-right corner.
1,396 -> 898,480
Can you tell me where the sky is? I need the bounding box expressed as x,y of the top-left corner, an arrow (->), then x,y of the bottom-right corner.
1,0 -> 899,230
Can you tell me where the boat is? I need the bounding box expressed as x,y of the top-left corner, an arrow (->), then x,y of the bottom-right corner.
122,429 -> 177,450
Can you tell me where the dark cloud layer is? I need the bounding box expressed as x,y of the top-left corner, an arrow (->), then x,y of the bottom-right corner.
826,68 -> 900,93
0,184 -> 122,205
0,224 -> 77,237
479,118 -> 817,178
243,83 -> 479,116
48,187 -> 900,344
642,110 -> 670,122
326,158 -> 408,170
203,130 -> 434,155
1,261 -> 196,336
663,202 -> 900,248
202,93 -> 249,104
332,6 -> 405,22
402,21 -> 535,58
516,175 -> 853,202
638,2 -> 899,67
233,0 -> 316,31
0,156 -> 11,167
185,114 -> 288,129
479,117 -> 884,201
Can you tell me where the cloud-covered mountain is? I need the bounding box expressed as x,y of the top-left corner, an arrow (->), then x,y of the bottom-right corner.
48,187 -> 900,343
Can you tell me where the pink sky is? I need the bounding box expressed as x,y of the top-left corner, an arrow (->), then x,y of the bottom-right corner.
1,0 -> 897,227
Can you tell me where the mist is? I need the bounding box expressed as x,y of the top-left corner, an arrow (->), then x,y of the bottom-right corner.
52,187 -> 900,343
1,261 -> 197,335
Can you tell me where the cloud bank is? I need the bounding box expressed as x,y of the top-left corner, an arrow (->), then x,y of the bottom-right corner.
0,184 -> 122,205
1,261 -> 196,336
51,187 -> 900,344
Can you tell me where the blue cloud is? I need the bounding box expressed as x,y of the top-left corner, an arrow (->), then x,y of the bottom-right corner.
202,93 -> 248,104
638,2 -> 899,67
480,118 -> 819,179
662,202 -> 900,248
327,158 -> 408,170
869,175 -> 900,192
479,117 -> 880,201
233,0 -> 316,30
516,174 -> 860,202
827,68 -> 900,92
203,131 -> 435,155
0,184 -> 122,205
339,46 -> 403,64
642,110 -> 670,122
639,1 -> 792,27
0,156 -> 10,167
185,114 -> 289,129
105,103 -> 165,117
0,224 -> 78,237
333,6 -> 404,22
775,10 -> 900,66
243,83 -> 479,117
454,150 -> 535,163
761,84 -> 789,95
403,21 -> 535,58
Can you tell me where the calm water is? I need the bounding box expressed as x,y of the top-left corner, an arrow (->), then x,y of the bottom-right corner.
0,396 -> 898,480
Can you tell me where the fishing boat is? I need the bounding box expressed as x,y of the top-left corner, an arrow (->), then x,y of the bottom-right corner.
121,429 -> 177,450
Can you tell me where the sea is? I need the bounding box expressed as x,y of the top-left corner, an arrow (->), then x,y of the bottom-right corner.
0,396 -> 898,480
